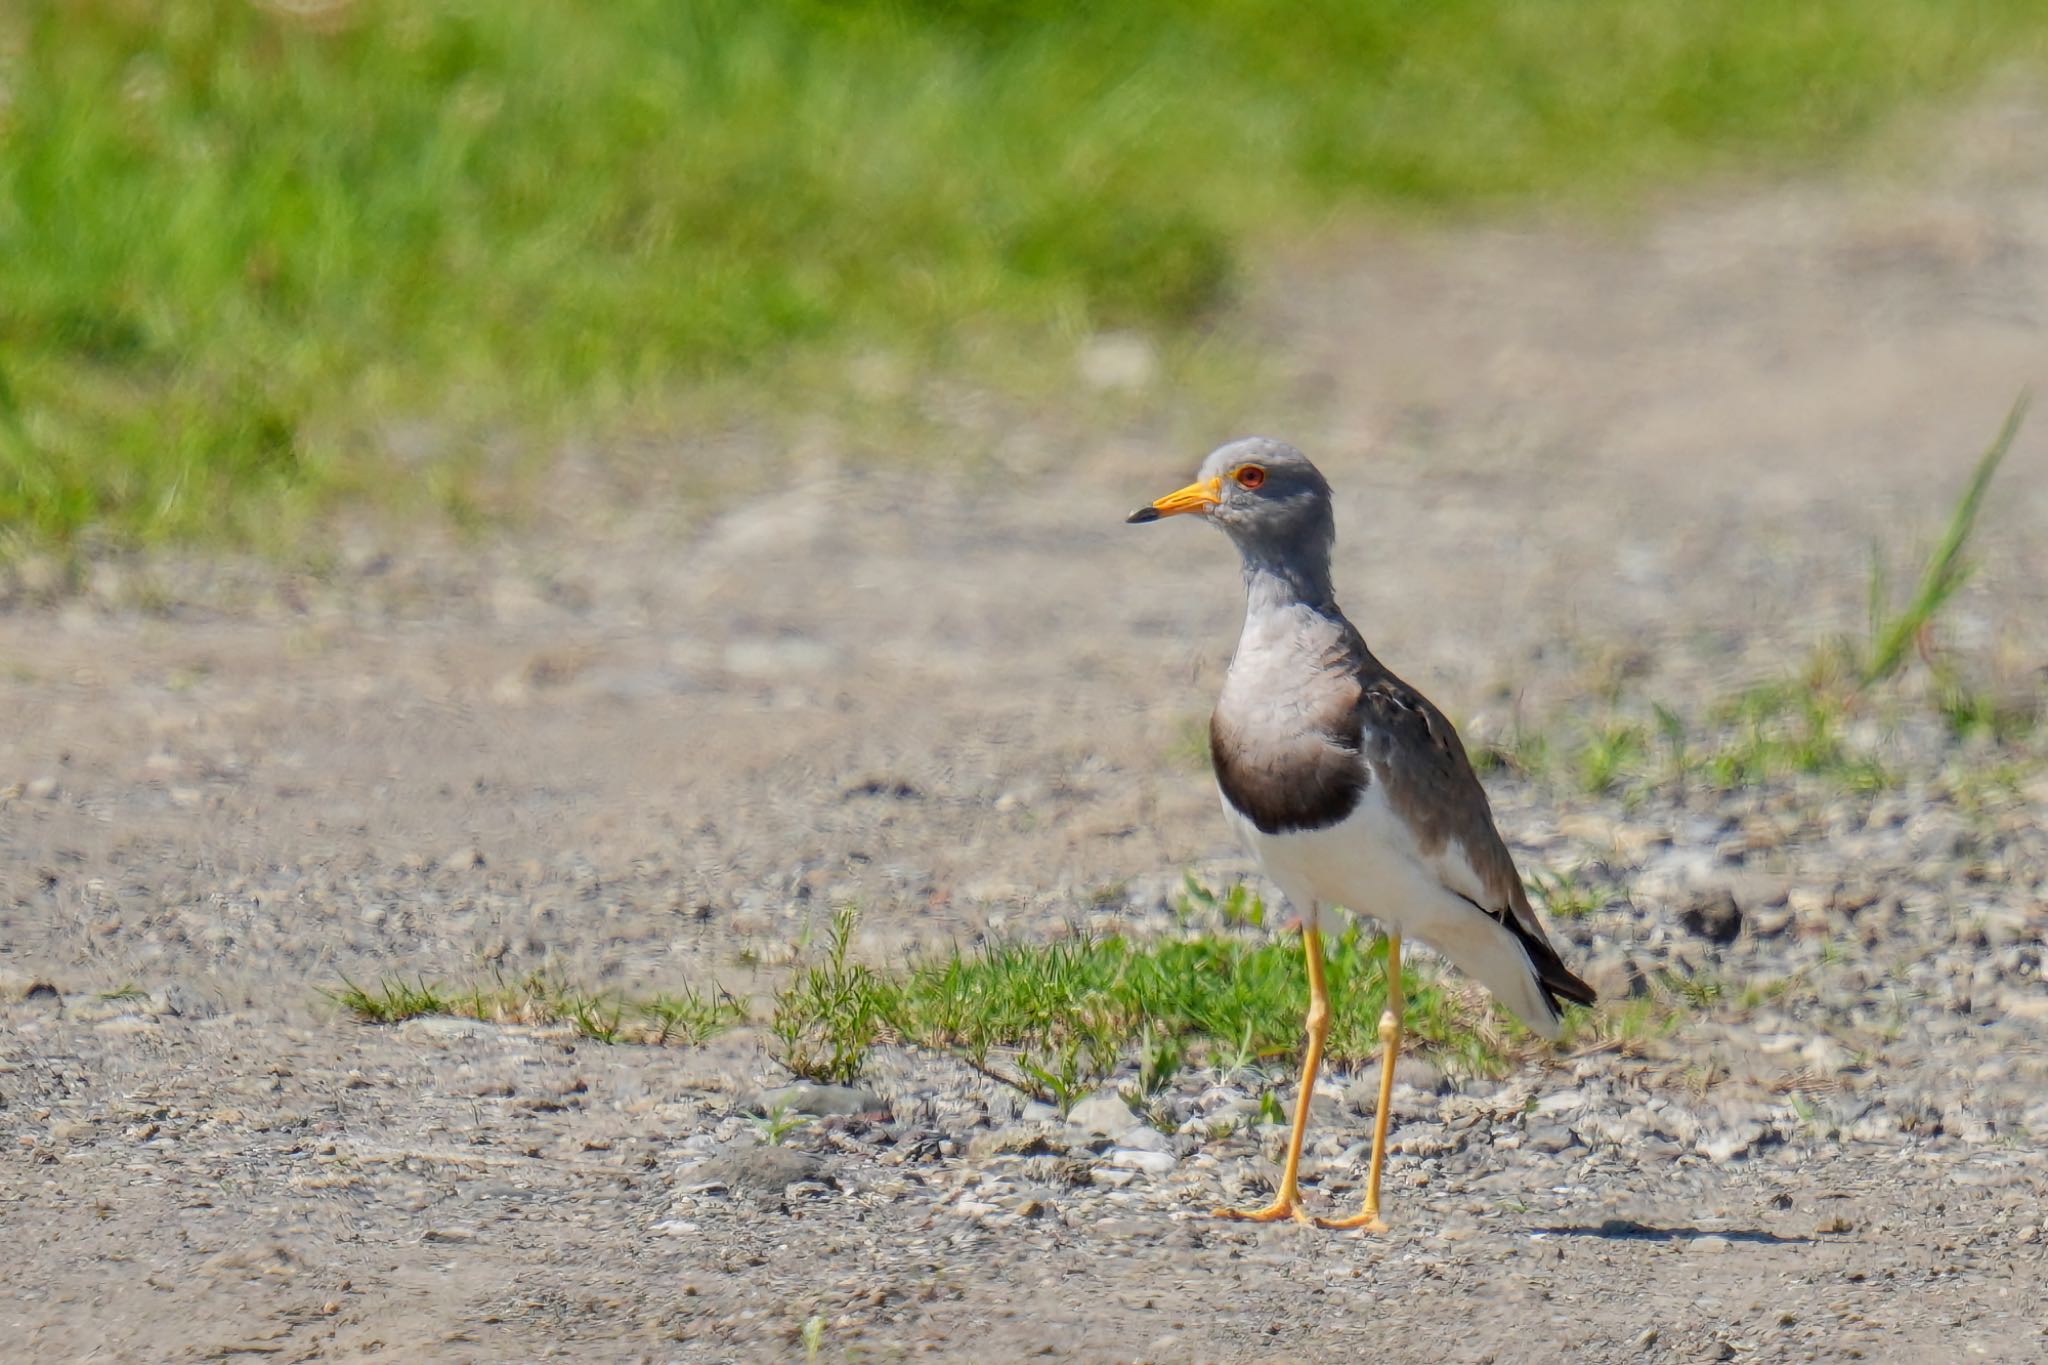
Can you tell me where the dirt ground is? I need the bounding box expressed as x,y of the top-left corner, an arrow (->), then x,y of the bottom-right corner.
4,101 -> 2048,1363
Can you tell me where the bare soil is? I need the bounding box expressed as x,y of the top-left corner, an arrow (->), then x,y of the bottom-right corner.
4,103 -> 2047,1363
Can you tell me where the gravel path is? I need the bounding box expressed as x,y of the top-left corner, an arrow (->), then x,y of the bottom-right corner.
4,103 -> 2048,1363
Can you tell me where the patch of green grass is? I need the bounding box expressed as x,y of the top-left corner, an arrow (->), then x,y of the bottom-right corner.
1737,974 -> 1798,1011
1511,400 -> 2035,796
561,991 -> 626,1045
1698,664 -> 1891,791
326,970 -> 744,1045
1574,719 -> 1650,795
1173,873 -> 1267,931
890,923 -> 1510,1105
639,987 -> 750,1046
757,909 -> 1514,1099
1472,723 -> 1554,782
1526,867 -> 1603,919
331,975 -> 455,1023
1560,995 -> 1686,1057
1136,1023 -> 1186,1101
1696,400 -> 2033,786
1937,679 -> 2043,746
769,907 -> 901,1085
1544,660 -> 1892,798
751,1098 -> 814,1148
1651,702 -> 1690,781
1656,967 -> 1726,1010
6,4 -> 2048,548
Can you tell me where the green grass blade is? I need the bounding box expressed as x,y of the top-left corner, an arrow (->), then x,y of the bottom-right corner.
1863,395 -> 2030,685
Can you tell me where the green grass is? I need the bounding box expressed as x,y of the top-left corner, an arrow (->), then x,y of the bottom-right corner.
6,2 -> 2047,549
1561,996 -> 1685,1057
331,975 -> 454,1023
751,1099 -> 815,1148
1862,397 -> 2029,685
1472,724 -> 1555,783
329,971 -> 744,1045
1530,400 -> 2038,796
1655,967 -> 1726,1011
331,912 -> 1740,1105
763,910 -> 1518,1102
1542,658 -> 1890,799
327,915 -> 1517,1104
1939,682 -> 2044,746
1526,867 -> 1603,920
768,907 -> 900,1086
1574,718 -> 1651,795
1172,873 -> 1268,931
900,925 -> 1516,1102
1699,663 -> 1891,791
1691,404 -> 2041,779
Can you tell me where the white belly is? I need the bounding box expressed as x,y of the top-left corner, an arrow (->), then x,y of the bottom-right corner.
1219,780 -> 1559,1035
1222,781 -> 1444,934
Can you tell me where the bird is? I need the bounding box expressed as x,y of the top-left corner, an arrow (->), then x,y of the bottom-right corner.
1127,437 -> 1595,1230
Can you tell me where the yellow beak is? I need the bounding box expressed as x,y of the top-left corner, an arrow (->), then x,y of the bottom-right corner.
1126,476 -> 1222,524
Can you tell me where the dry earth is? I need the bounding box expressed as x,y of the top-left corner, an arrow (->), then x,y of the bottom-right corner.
4,102 -> 2048,1363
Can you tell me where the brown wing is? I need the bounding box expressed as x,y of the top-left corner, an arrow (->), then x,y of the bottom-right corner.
1355,669 -> 1596,1011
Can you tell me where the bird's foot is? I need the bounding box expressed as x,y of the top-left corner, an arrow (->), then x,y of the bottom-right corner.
1312,1207 -> 1389,1233
1212,1197 -> 1316,1227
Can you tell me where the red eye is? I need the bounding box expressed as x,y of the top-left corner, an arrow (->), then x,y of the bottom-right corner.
1235,465 -> 1266,489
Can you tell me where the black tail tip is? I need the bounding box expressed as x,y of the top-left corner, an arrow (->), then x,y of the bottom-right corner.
1542,968 -> 1598,1013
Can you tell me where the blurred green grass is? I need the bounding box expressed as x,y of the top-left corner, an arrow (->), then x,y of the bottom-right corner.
2,0 -> 2043,551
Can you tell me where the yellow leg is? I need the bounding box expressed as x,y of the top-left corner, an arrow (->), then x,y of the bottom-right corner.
1215,921 -> 1329,1225
1319,933 -> 1402,1232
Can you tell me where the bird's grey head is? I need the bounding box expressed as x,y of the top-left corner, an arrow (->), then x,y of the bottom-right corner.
1126,438 -> 1337,596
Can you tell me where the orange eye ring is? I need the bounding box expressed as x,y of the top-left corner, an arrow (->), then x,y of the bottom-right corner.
1234,465 -> 1266,490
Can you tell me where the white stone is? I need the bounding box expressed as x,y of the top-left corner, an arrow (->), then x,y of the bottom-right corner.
1104,1148 -> 1176,1176
1067,1090 -> 1138,1138
1114,1125 -> 1172,1154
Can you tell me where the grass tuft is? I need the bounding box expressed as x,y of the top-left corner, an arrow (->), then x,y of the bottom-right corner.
1574,719 -> 1650,795
1561,995 -> 1687,1058
330,975 -> 453,1023
1526,867 -> 1603,919
639,988 -> 750,1046
1862,396 -> 2030,685
1172,873 -> 1268,931
1523,398 -> 2035,798
752,1099 -> 814,1148
327,971 -> 744,1045
754,909 -> 1516,1099
888,923 -> 1511,1105
769,908 -> 901,1085
1698,664 -> 1889,792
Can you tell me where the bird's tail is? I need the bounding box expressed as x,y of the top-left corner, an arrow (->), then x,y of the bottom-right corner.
1445,891 -> 1596,1040
1505,911 -> 1598,1019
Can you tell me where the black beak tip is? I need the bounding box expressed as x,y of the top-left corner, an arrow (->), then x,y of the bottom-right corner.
1125,506 -> 1161,525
